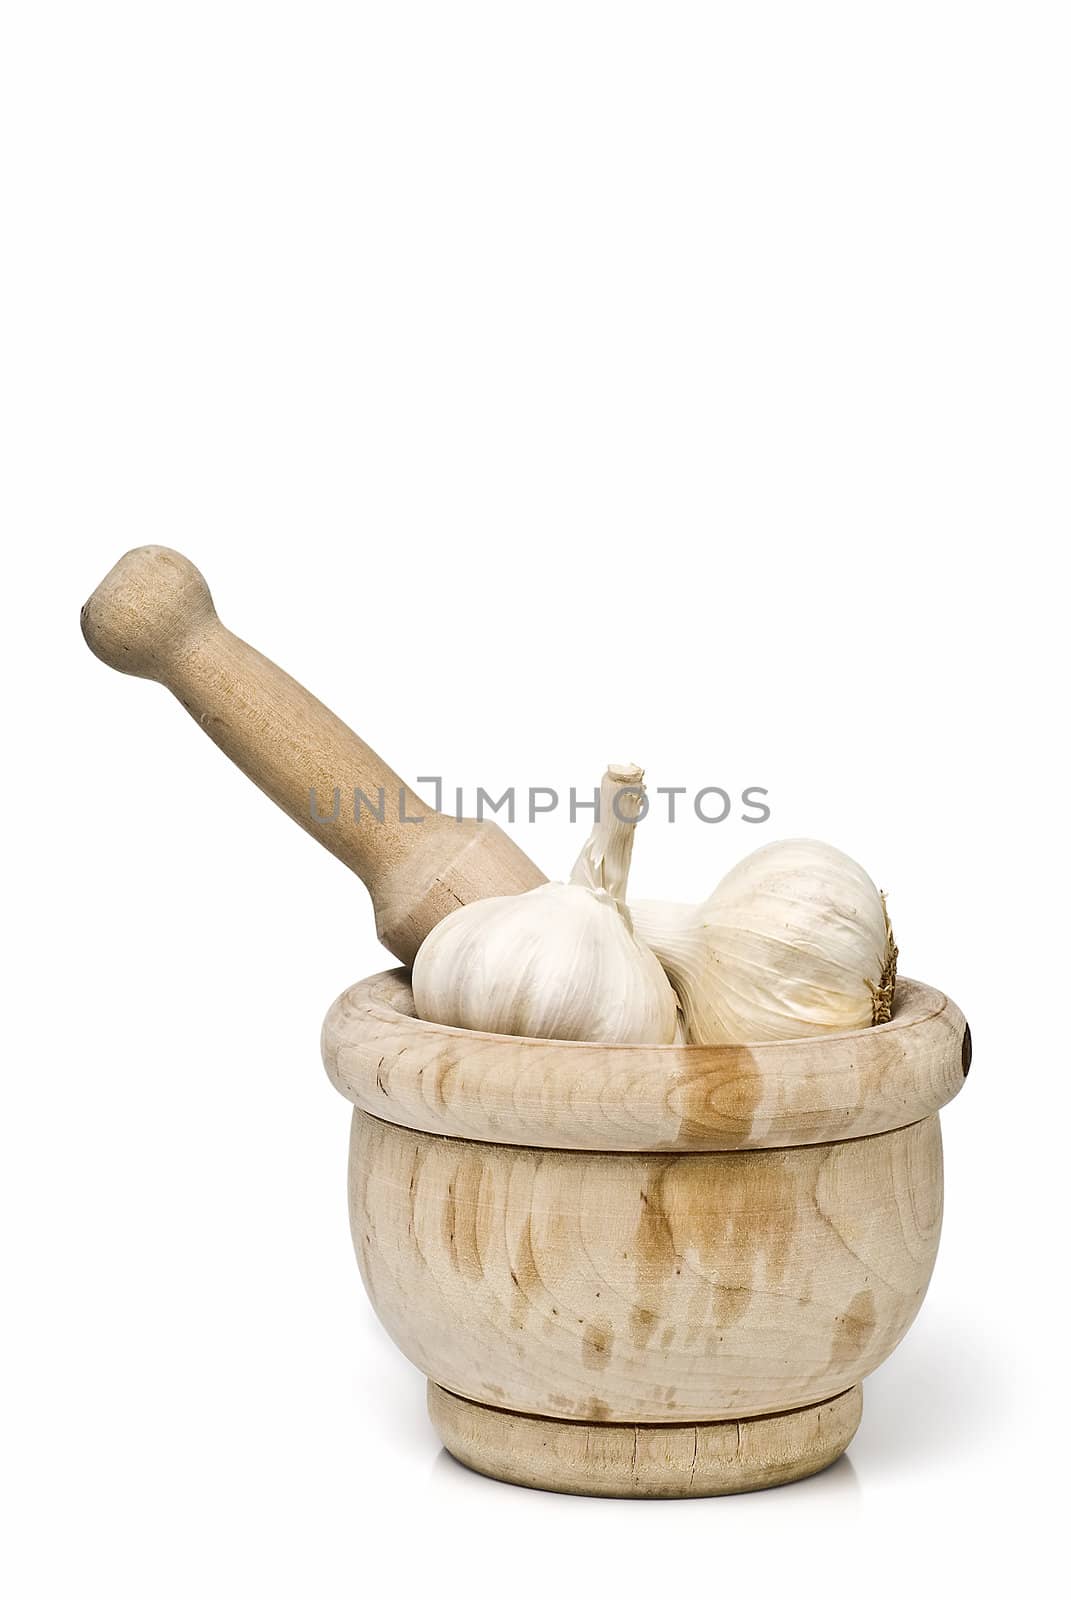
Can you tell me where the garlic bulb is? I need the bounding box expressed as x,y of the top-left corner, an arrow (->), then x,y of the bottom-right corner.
632,838 -> 897,1046
413,766 -> 678,1044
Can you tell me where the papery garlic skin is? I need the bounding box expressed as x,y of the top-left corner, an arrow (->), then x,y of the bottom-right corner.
632,839 -> 897,1046
412,765 -> 679,1045
413,881 -> 678,1043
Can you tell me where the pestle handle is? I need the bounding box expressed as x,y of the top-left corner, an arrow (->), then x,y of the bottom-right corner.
81,547 -> 545,963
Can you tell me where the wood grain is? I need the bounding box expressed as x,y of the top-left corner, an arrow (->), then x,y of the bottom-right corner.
429,1382 -> 863,1497
81,546 -> 545,962
349,1109 -> 942,1424
324,970 -> 968,1151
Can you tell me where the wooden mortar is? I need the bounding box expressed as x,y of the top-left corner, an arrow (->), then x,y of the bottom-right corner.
323,970 -> 970,1497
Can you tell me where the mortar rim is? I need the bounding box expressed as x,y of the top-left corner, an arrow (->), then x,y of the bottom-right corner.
322,969 -> 968,1152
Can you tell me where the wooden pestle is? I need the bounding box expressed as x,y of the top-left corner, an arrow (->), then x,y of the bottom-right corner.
81,547 -> 546,963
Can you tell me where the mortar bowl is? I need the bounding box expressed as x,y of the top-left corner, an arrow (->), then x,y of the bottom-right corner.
322,971 -> 969,1497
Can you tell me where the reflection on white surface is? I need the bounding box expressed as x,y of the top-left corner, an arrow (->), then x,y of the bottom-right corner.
854,1311 -> 1009,1479
420,1308 -> 1011,1512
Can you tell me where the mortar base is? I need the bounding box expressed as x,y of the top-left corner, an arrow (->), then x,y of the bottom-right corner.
428,1381 -> 863,1499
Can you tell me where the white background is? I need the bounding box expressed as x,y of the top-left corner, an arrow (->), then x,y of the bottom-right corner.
2,4 -> 1068,1596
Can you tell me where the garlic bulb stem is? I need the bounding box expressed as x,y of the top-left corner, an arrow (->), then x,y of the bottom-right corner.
569,763 -> 645,913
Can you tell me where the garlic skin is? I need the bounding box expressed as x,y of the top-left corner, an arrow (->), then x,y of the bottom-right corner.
413,766 -> 679,1045
632,839 -> 897,1046
413,881 -> 677,1042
